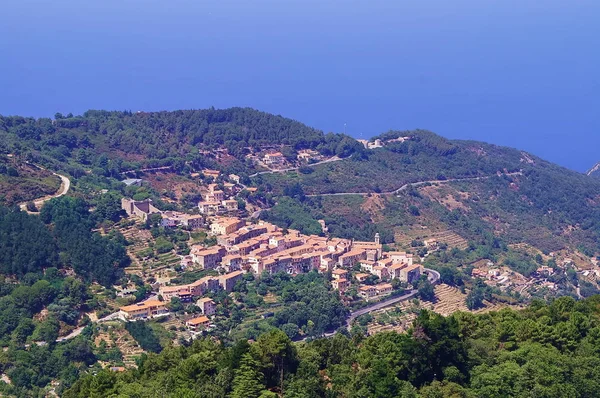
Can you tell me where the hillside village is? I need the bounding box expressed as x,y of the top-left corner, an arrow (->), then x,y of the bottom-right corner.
118,194 -> 424,331
111,139 -> 600,340
4,110 -> 600,396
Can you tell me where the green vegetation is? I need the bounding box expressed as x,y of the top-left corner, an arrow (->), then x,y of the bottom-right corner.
216,272 -> 348,341
262,197 -> 322,236
260,130 -> 523,195
62,296 -> 600,397
125,321 -> 162,353
0,108 -> 363,178
0,155 -> 61,206
40,196 -> 130,286
0,270 -> 97,396
4,107 -> 600,396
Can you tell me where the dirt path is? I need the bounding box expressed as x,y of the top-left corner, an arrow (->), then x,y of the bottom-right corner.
19,172 -> 71,212
306,171 -> 522,197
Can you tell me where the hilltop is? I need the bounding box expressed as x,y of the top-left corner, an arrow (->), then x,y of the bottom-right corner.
2,107 -> 599,255
262,130 -> 600,255
0,108 -> 362,178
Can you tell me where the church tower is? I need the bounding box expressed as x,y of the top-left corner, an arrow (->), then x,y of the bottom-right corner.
375,233 -> 380,245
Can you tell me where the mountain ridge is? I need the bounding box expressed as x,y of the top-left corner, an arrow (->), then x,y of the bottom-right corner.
587,161 -> 600,177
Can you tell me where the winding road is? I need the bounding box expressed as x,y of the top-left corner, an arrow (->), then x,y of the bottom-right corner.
306,171 -> 523,197
19,172 -> 71,212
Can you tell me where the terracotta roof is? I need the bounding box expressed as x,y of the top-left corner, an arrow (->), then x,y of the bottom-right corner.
121,300 -> 164,312
187,316 -> 210,326
221,270 -> 244,280
197,297 -> 214,304
376,283 -> 393,290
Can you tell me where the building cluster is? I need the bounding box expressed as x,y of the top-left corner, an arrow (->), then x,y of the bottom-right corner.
296,149 -> 322,163
197,183 -> 239,215
121,198 -> 161,222
119,215 -> 424,328
122,198 -> 204,229
262,152 -> 286,166
471,263 -> 524,290
120,271 -> 244,328
174,217 -> 422,297
158,271 -> 244,301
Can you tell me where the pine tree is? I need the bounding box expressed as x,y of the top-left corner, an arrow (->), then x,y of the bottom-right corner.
230,353 -> 266,398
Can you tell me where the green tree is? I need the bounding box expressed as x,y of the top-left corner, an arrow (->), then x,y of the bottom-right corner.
230,353 -> 267,398
418,276 -> 435,301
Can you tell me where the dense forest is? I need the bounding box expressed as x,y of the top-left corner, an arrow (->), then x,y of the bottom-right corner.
0,108 -> 363,178
0,196 -> 129,286
63,296 -> 600,398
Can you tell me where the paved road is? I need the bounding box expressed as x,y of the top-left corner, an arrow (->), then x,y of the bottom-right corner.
121,166 -> 173,175
348,289 -> 419,324
56,311 -> 125,343
249,156 -> 342,177
251,209 -> 266,219
19,172 -> 71,212
346,268 -> 440,327
58,269 -> 440,343
306,171 -> 523,198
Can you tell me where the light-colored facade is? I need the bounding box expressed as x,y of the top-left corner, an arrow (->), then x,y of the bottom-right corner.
375,283 -> 393,295
400,264 -> 422,284
331,278 -> 349,293
186,315 -> 210,331
198,201 -> 221,215
196,298 -> 216,316
210,218 -> 245,236
121,198 -> 161,222
219,270 -> 245,292
263,152 -> 285,165
359,285 -> 377,299
339,249 -> 367,268
332,269 -> 349,280
120,300 -> 168,320
191,246 -> 226,269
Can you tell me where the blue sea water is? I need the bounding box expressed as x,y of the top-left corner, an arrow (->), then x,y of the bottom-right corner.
0,0 -> 599,171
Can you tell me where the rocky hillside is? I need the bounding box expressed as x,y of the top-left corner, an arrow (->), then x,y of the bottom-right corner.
587,162 -> 600,178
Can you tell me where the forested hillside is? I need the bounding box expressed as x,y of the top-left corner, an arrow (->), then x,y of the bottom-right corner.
63,296 -> 600,398
0,197 -> 129,285
0,108 -> 362,178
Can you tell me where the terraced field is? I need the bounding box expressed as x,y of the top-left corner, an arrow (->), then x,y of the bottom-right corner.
95,327 -> 144,369
395,229 -> 468,250
366,283 -> 522,334
424,284 -> 520,316
118,222 -> 182,276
